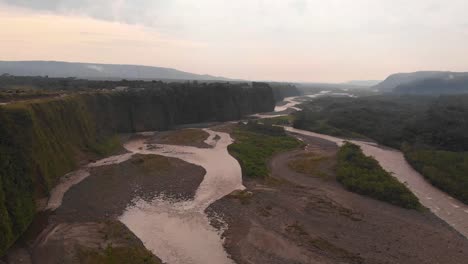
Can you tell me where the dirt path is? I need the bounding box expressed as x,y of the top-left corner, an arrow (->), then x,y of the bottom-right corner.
208,133 -> 468,264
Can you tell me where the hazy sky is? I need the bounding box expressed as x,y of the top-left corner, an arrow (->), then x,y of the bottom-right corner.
1,0 -> 467,82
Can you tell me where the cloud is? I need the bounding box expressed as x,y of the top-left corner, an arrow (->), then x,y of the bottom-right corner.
0,0 -> 169,26
289,0 -> 308,14
2,0 -> 468,36
1,0 -> 468,82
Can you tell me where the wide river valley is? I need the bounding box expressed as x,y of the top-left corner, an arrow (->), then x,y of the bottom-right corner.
44,94 -> 468,264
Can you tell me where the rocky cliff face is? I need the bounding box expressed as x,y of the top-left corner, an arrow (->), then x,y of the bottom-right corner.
0,83 -> 275,255
270,83 -> 302,101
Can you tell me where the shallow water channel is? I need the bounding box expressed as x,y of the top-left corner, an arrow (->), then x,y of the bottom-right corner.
285,127 -> 468,238
119,129 -> 243,264
46,129 -> 243,264
261,93 -> 468,238
45,94 -> 468,264
266,95 -> 468,238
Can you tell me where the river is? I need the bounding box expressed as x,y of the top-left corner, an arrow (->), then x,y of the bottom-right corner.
285,127 -> 468,238
266,95 -> 468,238
45,94 -> 468,264
120,129 -> 242,264
45,129 -> 242,264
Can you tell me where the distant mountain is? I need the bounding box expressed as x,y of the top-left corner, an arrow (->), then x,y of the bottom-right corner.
344,80 -> 381,87
393,76 -> 468,95
373,71 -> 468,92
0,61 -> 233,81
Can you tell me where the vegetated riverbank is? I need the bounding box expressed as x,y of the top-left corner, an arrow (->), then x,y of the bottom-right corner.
119,128 -> 244,264
0,82 -> 275,256
227,122 -> 303,179
3,130 -> 208,263
207,128 -> 468,264
293,95 -> 468,205
336,143 -> 421,209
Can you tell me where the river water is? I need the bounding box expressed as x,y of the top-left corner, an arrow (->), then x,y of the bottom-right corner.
285,127 -> 468,238
119,129 -> 243,264
45,94 -> 468,264
267,95 -> 468,238
45,129 -> 243,264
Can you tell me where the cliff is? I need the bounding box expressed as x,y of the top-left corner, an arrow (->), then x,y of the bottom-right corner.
269,83 -> 301,101
0,82 -> 275,255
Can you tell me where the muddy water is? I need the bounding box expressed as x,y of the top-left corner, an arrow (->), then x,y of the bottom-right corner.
255,92 -> 354,119
46,129 -> 242,264
253,94 -> 468,238
274,96 -> 303,112
285,127 -> 468,238
119,129 -> 243,264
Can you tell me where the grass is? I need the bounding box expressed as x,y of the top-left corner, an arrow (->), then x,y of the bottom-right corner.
259,115 -> 295,126
228,122 -> 303,178
288,153 -> 332,179
158,129 -> 209,147
337,142 -> 421,210
89,135 -> 123,156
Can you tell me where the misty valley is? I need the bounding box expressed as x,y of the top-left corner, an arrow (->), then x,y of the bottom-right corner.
0,70 -> 467,264
1,2 -> 468,263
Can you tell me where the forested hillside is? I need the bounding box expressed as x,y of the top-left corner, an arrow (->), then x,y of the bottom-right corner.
393,76 -> 468,95
373,71 -> 468,92
294,95 -> 468,205
0,83 -> 275,255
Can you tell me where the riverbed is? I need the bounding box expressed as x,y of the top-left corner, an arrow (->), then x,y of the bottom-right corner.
119,129 -> 242,264
285,127 -> 468,238
262,95 -> 468,238
39,94 -> 468,264
42,128 -> 243,264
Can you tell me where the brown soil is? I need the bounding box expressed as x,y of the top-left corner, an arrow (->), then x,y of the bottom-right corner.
31,221 -> 162,264
4,153 -> 205,264
147,128 -> 211,148
207,133 -> 468,264
53,154 -> 204,222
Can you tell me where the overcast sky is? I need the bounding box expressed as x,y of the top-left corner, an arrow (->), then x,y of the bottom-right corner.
1,0 -> 467,82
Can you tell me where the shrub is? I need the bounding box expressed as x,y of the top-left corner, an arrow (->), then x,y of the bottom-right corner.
337,143 -> 421,209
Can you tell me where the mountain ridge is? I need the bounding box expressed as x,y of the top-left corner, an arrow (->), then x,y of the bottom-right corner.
373,71 -> 468,92
0,60 -> 234,81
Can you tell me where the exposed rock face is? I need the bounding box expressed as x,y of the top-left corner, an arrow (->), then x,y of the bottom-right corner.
0,83 -> 275,255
